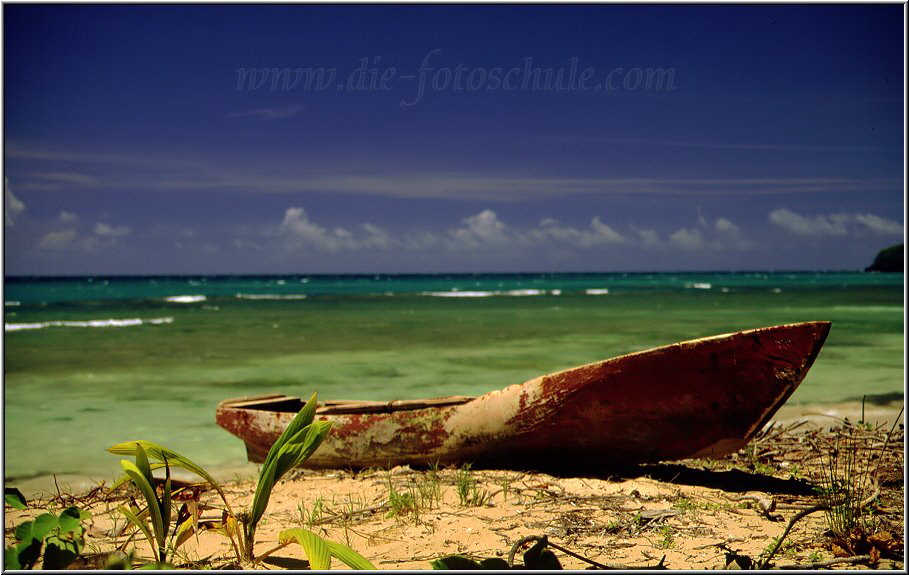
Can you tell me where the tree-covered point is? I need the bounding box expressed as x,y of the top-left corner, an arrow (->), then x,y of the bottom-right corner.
865,244 -> 904,272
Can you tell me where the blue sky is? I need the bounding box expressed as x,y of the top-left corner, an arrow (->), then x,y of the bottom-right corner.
3,4 -> 904,275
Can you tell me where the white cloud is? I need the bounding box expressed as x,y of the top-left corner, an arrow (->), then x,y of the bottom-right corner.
37,229 -> 77,250
5,178 -> 25,226
769,208 -> 903,237
715,217 -> 739,235
360,223 -> 393,249
853,213 -> 903,235
278,207 -> 392,252
769,208 -> 849,236
634,215 -> 749,251
94,222 -> 132,237
272,207 -> 755,258
449,209 -> 512,248
637,229 -> 660,249
59,211 -> 78,223
668,228 -> 705,250
532,216 -> 625,247
280,207 -> 350,251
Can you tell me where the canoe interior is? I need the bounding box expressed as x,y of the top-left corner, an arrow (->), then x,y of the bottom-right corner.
222,394 -> 476,415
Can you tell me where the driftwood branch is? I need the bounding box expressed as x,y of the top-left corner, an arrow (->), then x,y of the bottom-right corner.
775,555 -> 873,569
507,535 -> 666,570
757,504 -> 830,569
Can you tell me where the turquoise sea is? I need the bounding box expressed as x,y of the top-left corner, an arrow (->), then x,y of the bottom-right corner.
2,272 -> 904,489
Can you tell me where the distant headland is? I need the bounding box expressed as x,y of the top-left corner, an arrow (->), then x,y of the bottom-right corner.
865,243 -> 904,272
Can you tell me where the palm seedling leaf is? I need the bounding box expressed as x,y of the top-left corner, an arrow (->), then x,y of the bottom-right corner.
278,528 -> 332,570
120,460 -> 166,553
261,392 -> 319,472
134,444 -> 155,493
326,540 -> 377,570
117,505 -> 156,561
108,440 -> 232,514
249,420 -> 332,529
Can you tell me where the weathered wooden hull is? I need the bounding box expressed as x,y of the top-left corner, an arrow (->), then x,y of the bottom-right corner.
216,321 -> 830,468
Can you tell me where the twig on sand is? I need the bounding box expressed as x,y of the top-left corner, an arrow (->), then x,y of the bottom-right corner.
725,494 -> 779,521
757,504 -> 830,569
506,535 -> 666,570
776,555 -> 873,569
310,503 -> 387,526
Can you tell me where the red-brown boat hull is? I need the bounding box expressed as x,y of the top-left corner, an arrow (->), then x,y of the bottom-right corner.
216,322 -> 830,468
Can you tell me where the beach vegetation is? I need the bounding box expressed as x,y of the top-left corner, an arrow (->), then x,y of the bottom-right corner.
298,495 -> 324,528
813,410 -> 902,558
655,524 -> 675,549
418,461 -> 444,508
761,535 -> 796,560
108,392 -> 375,569
382,466 -> 443,523
455,464 -> 489,507
384,473 -> 419,520
4,505 -> 91,570
672,495 -> 721,516
5,487 -> 28,510
113,443 -> 186,564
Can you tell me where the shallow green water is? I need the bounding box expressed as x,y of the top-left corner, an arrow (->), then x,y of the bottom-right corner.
3,272 -> 904,484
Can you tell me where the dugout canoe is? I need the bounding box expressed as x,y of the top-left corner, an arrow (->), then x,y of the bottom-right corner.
216,321 -> 830,468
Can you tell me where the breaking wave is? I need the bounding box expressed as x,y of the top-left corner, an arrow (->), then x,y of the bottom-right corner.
5,317 -> 175,332
235,293 -> 308,300
164,295 -> 207,303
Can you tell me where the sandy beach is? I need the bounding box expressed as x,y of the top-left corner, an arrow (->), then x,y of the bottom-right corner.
4,400 -> 903,570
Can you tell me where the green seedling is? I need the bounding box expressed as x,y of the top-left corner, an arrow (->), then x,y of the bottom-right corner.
4,506 -> 91,570
455,464 -> 489,507
109,391 -> 375,568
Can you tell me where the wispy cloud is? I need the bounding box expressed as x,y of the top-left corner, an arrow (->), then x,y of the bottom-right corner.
769,208 -> 903,237
13,171 -> 101,192
545,136 -> 899,153
35,219 -> 133,252
36,229 -> 78,251
5,178 -> 25,226
6,145 -> 897,200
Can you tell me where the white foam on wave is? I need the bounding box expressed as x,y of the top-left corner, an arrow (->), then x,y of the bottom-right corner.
235,293 -> 308,300
165,295 -> 207,303
5,301 -> 21,307
503,289 -> 546,296
421,291 -> 496,298
421,288 -> 550,298
686,283 -> 712,290
5,317 -> 174,332
585,288 -> 610,295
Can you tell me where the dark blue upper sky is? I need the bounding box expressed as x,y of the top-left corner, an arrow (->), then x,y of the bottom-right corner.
3,4 -> 904,274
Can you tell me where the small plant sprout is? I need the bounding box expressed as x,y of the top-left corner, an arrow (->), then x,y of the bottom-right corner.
656,524 -> 675,549
109,391 -> 375,568
455,463 -> 489,507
